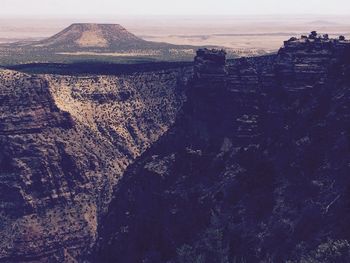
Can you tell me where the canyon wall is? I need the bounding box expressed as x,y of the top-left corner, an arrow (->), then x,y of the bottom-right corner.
94,34 -> 350,262
0,67 -> 191,262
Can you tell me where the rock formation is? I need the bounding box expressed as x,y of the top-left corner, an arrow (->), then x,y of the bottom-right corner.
34,23 -> 146,49
0,70 -> 73,135
94,33 -> 350,262
0,66 -> 192,262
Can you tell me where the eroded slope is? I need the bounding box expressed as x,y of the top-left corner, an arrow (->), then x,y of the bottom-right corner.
0,66 -> 191,262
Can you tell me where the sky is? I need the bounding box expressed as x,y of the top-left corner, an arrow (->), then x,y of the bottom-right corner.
1,0 -> 350,16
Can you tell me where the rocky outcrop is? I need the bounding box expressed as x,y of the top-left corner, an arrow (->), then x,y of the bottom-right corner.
194,49 -> 226,75
94,34 -> 350,262
0,66 -> 192,262
276,32 -> 350,91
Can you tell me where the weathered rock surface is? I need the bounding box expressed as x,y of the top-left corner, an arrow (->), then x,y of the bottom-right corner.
0,67 -> 192,262
0,70 -> 73,135
94,34 -> 350,262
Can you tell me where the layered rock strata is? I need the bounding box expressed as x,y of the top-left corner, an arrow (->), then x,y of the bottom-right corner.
94,34 -> 350,262
0,67 -> 191,262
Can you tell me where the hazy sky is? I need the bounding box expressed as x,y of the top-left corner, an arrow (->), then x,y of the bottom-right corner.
2,0 -> 350,16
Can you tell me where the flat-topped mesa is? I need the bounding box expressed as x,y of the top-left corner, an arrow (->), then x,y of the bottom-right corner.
0,70 -> 73,134
194,48 -> 227,76
276,32 -> 350,91
34,23 -> 145,49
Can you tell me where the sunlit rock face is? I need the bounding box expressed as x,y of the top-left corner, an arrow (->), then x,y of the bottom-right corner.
94,35 -> 350,263
0,70 -> 73,135
0,66 -> 192,262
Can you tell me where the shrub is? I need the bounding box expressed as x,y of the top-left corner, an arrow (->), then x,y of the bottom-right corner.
289,239 -> 350,263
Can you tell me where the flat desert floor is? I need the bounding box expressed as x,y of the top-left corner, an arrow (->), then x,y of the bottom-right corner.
1,15 -> 349,56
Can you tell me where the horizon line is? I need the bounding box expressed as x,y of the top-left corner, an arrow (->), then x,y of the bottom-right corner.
1,13 -> 350,18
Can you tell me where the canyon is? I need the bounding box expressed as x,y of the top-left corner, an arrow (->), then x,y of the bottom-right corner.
0,66 -> 191,262
0,32 -> 349,262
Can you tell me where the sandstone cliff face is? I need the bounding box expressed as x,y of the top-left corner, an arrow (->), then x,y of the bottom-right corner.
0,67 -> 191,262
95,35 -> 350,262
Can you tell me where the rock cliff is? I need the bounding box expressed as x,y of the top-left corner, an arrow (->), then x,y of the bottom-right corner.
94,33 -> 350,262
0,70 -> 73,135
0,66 -> 192,262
